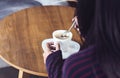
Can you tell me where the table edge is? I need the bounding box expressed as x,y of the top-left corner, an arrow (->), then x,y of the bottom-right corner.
0,55 -> 48,77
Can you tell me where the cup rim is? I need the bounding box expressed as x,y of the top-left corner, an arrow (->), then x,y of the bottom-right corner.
52,30 -> 73,41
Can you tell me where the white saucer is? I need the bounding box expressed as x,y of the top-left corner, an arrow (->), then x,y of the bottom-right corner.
41,38 -> 80,59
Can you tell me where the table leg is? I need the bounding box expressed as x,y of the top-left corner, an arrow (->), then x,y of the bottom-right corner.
18,70 -> 23,78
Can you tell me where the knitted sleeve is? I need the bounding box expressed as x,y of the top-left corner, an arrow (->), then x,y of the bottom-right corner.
46,50 -> 64,78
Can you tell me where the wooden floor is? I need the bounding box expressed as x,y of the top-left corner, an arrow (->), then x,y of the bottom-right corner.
0,67 -> 47,78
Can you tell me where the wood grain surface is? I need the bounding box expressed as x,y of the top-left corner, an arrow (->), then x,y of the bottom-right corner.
0,6 -> 82,77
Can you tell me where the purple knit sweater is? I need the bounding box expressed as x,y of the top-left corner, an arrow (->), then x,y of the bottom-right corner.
46,46 -> 107,78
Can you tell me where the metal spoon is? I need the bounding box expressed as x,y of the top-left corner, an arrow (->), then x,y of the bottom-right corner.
61,21 -> 76,37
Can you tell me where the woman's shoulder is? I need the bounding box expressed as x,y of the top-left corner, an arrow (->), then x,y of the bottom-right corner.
63,45 -> 95,71
63,47 -> 98,78
63,45 -> 95,69
62,46 -> 107,78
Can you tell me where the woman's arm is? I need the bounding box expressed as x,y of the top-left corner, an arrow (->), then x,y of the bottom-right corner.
46,50 -> 64,78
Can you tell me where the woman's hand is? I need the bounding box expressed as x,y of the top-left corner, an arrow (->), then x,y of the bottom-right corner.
42,42 -> 60,64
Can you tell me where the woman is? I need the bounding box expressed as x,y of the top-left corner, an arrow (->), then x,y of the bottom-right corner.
42,0 -> 120,78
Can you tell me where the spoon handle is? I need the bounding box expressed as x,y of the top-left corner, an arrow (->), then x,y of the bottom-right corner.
68,21 -> 76,32
61,21 -> 76,37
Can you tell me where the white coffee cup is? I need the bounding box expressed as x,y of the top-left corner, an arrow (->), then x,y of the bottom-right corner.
52,30 -> 73,59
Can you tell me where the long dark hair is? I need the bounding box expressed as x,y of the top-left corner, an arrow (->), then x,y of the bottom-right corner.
76,0 -> 120,77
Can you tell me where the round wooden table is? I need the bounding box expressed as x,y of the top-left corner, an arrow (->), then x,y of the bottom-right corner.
0,6 -> 82,78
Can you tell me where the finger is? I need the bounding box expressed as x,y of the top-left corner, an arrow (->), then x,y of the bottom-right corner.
46,43 -> 51,51
47,41 -> 54,47
45,42 -> 54,52
50,46 -> 56,50
55,42 -> 60,50
44,43 -> 52,52
72,16 -> 76,21
47,42 -> 54,45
